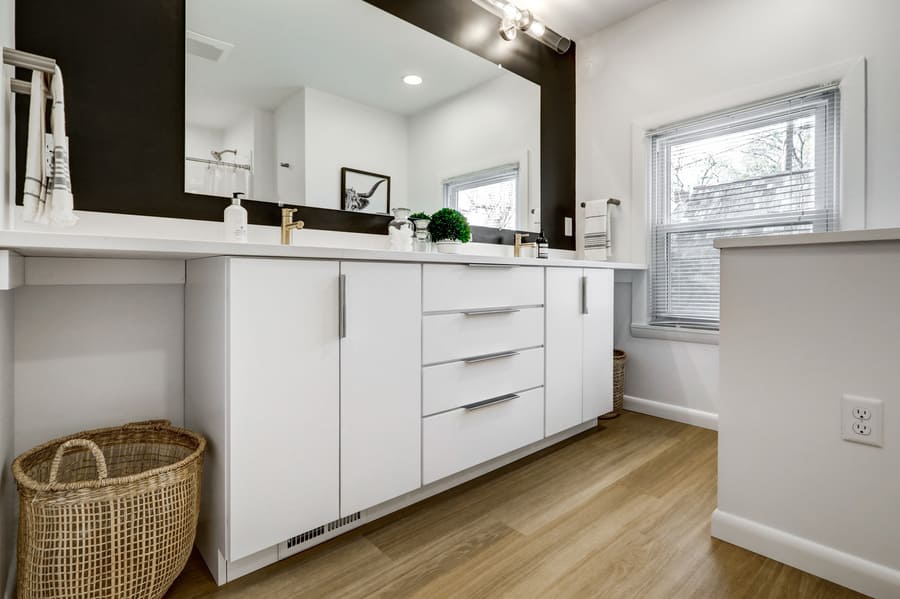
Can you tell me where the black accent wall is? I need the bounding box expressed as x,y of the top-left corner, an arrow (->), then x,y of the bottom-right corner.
15,0 -> 575,249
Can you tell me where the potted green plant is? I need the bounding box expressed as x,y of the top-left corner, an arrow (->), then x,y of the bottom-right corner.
428,208 -> 471,254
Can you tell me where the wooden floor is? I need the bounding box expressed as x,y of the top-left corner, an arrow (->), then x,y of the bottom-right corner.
166,412 -> 866,598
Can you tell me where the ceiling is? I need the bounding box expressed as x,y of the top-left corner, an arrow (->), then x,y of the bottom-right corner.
186,0 -> 518,131
514,0 -> 668,40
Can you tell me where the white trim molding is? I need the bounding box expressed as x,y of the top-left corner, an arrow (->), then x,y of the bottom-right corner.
0,250 -> 23,290
23,258 -> 186,286
623,395 -> 718,431
712,509 -> 900,599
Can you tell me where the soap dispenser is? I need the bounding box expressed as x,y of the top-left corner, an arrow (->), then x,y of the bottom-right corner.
225,192 -> 249,243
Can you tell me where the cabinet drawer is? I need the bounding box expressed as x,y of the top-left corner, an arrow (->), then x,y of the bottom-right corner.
423,307 -> 543,365
422,387 -> 544,484
423,264 -> 543,312
423,348 -> 544,416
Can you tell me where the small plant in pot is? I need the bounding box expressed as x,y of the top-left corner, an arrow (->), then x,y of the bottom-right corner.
428,208 -> 471,254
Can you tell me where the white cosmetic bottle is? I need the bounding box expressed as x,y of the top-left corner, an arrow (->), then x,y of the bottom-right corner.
225,192 -> 249,243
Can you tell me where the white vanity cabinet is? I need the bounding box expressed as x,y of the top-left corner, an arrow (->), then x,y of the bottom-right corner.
185,257 -> 422,581
421,264 -> 546,484
545,267 -> 614,436
339,261 -> 421,516
186,257 -> 341,570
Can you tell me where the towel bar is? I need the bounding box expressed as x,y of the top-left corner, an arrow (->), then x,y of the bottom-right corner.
3,47 -> 56,97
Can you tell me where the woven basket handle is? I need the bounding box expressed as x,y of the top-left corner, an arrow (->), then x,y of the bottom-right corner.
48,439 -> 109,484
123,419 -> 171,429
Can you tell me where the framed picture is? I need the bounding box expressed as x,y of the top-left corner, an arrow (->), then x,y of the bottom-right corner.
341,167 -> 391,214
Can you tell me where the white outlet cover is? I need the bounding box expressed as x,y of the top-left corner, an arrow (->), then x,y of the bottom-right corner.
842,394 -> 884,447
564,217 -> 573,237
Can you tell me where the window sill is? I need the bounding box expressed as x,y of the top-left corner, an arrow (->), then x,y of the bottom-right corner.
630,323 -> 720,346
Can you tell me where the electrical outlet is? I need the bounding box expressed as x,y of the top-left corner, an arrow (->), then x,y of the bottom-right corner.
564,217 -> 573,237
853,407 -> 871,420
842,394 -> 883,447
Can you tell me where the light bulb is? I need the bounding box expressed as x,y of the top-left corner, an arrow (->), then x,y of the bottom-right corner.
402,74 -> 423,86
529,20 -> 546,37
499,17 -> 518,41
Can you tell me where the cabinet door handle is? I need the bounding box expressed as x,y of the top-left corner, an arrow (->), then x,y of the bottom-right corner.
339,274 -> 347,339
466,263 -> 514,269
463,350 -> 520,364
581,275 -> 588,315
462,393 -> 520,411
463,308 -> 521,316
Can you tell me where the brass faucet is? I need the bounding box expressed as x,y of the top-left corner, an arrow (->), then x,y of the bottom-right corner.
514,233 -> 537,258
281,208 -> 304,245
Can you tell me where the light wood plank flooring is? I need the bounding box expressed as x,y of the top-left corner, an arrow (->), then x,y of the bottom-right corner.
166,412 -> 866,598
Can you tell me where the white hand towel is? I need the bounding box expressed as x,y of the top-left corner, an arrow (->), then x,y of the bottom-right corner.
22,70 -> 47,223
46,66 -> 77,227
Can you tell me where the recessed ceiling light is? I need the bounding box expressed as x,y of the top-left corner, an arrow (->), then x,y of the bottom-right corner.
402,75 -> 423,86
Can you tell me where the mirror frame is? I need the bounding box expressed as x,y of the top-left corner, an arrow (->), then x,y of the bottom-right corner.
15,0 -> 575,249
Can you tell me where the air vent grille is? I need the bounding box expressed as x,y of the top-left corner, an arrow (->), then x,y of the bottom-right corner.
186,31 -> 234,63
285,512 -> 362,549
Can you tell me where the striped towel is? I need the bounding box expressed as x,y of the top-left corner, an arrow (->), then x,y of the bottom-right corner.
22,70 -> 46,222
23,66 -> 77,227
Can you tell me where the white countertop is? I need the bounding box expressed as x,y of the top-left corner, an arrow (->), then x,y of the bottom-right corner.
714,227 -> 900,249
0,230 -> 647,270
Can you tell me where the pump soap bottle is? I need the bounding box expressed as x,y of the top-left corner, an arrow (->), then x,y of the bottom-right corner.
225,192 -> 249,243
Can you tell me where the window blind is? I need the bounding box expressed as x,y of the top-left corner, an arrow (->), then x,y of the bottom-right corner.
649,86 -> 841,328
444,163 -> 519,229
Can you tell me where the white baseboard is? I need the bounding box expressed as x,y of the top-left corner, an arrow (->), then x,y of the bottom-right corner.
712,509 -> 900,599
623,395 -> 718,431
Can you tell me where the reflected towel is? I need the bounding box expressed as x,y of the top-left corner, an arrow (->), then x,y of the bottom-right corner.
46,66 -> 77,227
22,70 -> 47,222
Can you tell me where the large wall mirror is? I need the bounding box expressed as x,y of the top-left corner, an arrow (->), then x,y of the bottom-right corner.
185,0 -> 542,232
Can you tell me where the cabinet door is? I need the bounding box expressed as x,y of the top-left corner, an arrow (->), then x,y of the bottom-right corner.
582,269 -> 614,421
340,262 -> 421,516
228,258 -> 340,561
545,268 -> 584,437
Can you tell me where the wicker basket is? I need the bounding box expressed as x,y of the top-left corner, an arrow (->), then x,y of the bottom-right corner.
612,349 -> 627,413
601,349 -> 627,419
12,420 -> 206,599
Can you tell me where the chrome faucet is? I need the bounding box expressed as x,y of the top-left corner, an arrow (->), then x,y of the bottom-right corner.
514,233 -> 537,257
281,208 -> 304,245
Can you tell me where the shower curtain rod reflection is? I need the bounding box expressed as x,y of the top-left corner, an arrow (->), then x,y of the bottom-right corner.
185,156 -> 252,171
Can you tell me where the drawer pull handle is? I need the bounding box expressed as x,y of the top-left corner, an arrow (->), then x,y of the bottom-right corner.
463,351 -> 520,364
463,308 -> 521,316
339,274 -> 347,338
466,263 -> 515,269
463,393 -> 520,411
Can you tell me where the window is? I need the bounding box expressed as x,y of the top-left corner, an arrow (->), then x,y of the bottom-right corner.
444,163 -> 519,229
649,87 -> 840,329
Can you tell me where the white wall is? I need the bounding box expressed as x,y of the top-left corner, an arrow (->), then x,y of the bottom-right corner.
407,75 -> 540,228
578,0 -> 900,417
0,289 -> 14,598
221,109 -> 276,203
13,283 -> 185,454
185,124 -> 224,160
714,240 -> 900,598
0,0 -> 15,592
304,87 -> 408,211
274,89 -> 306,205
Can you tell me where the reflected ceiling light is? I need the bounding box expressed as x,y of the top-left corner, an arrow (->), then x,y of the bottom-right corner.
402,74 -> 423,86
472,0 -> 571,54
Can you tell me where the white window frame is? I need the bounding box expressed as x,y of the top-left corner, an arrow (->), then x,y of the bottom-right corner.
443,163 -> 520,229
648,87 -> 840,329
627,58 -> 866,344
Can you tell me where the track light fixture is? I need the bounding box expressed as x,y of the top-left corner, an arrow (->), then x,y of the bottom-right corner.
472,0 -> 571,54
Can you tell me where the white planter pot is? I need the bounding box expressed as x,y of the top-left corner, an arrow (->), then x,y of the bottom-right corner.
435,239 -> 462,254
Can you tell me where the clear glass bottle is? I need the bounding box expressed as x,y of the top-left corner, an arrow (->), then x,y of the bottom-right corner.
412,218 -> 432,252
388,207 -> 414,252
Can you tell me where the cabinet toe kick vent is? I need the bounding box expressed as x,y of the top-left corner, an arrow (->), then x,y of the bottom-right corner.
282,512 -> 362,555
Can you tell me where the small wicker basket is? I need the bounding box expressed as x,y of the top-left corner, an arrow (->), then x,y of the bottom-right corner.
601,349 -> 627,419
12,420 -> 206,599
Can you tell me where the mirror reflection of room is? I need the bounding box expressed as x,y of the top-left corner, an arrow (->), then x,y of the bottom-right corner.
184,0 -> 541,232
